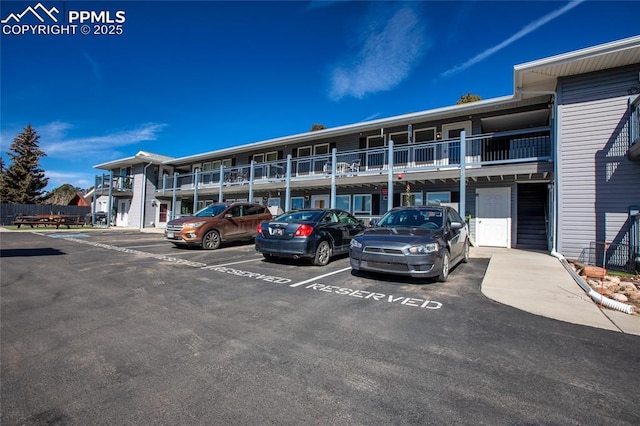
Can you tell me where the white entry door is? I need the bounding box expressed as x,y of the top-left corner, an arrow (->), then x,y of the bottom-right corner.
311,195 -> 330,209
476,187 -> 511,247
116,199 -> 130,227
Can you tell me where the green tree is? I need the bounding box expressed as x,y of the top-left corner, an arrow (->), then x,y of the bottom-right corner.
310,123 -> 327,131
456,92 -> 482,104
44,183 -> 83,205
0,124 -> 49,203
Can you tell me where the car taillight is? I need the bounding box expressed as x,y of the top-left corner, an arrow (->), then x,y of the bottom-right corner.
294,224 -> 314,237
256,223 -> 263,235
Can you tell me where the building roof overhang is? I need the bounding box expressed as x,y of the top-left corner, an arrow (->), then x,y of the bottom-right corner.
94,36 -> 640,170
94,151 -> 174,170
514,35 -> 640,96
165,95 -> 551,166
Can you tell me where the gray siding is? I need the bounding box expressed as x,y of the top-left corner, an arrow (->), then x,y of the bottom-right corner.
558,65 -> 640,259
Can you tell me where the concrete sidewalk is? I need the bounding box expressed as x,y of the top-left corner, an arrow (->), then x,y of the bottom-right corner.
475,247 -> 640,335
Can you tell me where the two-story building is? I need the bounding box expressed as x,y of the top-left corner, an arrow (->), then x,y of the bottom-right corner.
92,36 -> 640,268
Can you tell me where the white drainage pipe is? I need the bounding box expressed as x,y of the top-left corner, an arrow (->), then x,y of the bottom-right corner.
550,250 -> 635,315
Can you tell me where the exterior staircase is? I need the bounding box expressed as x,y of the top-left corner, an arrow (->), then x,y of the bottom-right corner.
517,184 -> 548,251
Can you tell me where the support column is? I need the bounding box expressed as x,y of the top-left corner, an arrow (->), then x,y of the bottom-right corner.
248,160 -> 255,202
330,148 -> 337,209
285,154 -> 292,212
218,165 -> 224,203
387,139 -> 394,212
193,168 -> 199,212
459,130 -> 466,217
171,172 -> 178,221
107,172 -> 114,227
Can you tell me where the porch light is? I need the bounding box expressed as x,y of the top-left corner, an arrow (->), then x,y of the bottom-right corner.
436,132 -> 442,140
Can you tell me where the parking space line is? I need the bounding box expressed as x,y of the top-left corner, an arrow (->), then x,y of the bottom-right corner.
122,244 -> 172,249
289,266 -> 352,288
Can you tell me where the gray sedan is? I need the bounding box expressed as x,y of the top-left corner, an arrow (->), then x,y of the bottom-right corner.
349,206 -> 469,281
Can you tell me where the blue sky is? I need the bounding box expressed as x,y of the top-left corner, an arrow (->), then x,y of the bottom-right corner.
1,0 -> 638,191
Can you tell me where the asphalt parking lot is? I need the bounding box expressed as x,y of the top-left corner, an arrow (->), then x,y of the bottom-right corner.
2,230 -> 639,425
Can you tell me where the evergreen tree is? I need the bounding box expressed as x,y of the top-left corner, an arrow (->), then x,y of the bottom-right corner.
0,124 -> 49,203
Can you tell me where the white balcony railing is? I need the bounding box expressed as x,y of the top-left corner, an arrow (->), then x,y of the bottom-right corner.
157,127 -> 551,193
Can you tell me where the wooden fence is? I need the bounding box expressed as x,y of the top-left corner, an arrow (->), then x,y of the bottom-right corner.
0,204 -> 91,226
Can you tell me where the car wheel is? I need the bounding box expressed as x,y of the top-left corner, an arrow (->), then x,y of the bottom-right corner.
202,230 -> 221,250
437,250 -> 450,282
312,240 -> 332,266
462,239 -> 470,263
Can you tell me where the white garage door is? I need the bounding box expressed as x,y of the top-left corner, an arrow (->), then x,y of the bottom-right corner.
476,187 -> 511,248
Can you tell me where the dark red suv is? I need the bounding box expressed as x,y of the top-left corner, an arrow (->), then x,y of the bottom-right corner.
164,202 -> 272,249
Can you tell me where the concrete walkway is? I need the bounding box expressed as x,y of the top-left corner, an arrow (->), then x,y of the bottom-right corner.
475,247 -> 640,335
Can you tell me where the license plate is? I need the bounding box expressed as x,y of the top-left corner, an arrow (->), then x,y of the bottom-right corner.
271,228 -> 283,236
167,232 -> 174,238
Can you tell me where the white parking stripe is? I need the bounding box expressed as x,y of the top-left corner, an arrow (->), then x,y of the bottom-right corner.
122,244 -> 172,249
289,266 -> 352,288
206,258 -> 264,268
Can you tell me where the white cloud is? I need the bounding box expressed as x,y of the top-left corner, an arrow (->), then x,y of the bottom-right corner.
44,170 -> 94,190
41,122 -> 168,159
441,0 -> 585,77
329,5 -> 429,101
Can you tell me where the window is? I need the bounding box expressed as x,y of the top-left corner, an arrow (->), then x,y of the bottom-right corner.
297,146 -> 312,157
426,192 -> 450,205
267,197 -> 280,208
266,151 -> 278,162
353,194 -> 372,215
291,197 -> 305,210
336,195 -> 350,212
367,135 -> 385,148
390,131 -> 409,145
253,153 -> 264,163
415,128 -> 436,143
314,144 -> 329,155
212,159 -> 233,170
401,192 -> 423,206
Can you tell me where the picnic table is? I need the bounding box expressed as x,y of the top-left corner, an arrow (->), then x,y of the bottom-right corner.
12,214 -> 85,229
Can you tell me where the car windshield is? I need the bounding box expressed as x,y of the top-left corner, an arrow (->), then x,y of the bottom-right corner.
274,211 -> 324,223
193,204 -> 227,217
376,209 -> 444,229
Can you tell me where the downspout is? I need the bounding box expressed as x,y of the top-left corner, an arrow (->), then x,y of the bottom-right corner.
518,88 -> 634,314
140,162 -> 153,230
551,250 -> 634,314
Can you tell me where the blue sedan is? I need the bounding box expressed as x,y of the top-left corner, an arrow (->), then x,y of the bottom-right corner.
256,209 -> 365,266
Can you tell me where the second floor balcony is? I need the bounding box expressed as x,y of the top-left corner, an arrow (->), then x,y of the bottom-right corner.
158,127 -> 551,193
95,174 -> 134,195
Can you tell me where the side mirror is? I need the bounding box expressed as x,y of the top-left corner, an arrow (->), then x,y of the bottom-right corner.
224,213 -> 233,219
369,218 -> 378,227
450,221 -> 463,230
